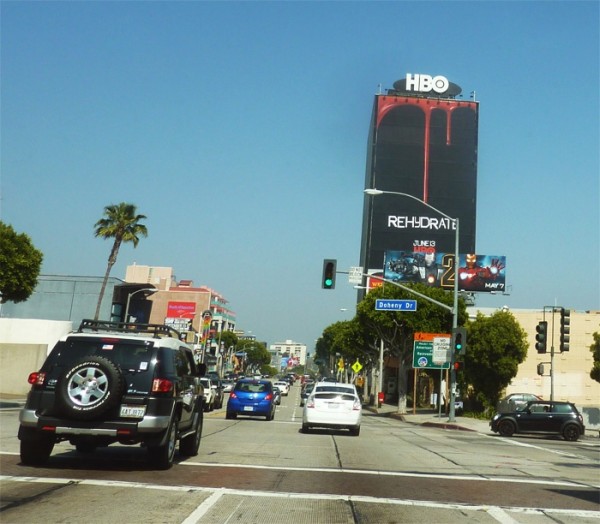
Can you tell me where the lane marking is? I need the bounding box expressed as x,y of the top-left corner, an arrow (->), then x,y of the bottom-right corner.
180,487 -> 226,524
181,461 -> 595,488
1,475 -> 598,521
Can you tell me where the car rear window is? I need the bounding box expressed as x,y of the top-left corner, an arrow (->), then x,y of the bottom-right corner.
45,337 -> 156,372
553,403 -> 575,414
236,382 -> 270,393
314,392 -> 356,402
315,386 -> 355,395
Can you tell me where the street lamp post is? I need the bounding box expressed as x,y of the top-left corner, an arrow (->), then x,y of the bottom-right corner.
364,188 -> 460,421
124,288 -> 157,323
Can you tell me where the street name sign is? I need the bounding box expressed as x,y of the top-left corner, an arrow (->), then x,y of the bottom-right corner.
375,299 -> 417,311
412,332 -> 451,369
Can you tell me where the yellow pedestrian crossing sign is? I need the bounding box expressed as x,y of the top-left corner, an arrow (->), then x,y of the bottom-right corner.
337,358 -> 345,371
352,360 -> 363,373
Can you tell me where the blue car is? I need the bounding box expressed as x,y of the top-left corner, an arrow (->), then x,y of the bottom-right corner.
226,379 -> 275,421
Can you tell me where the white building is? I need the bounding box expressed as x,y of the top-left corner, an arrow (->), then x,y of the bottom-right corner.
269,340 -> 307,370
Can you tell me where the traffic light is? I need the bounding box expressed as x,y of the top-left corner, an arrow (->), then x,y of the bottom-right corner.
560,308 -> 570,352
537,363 -> 545,376
452,327 -> 467,356
322,259 -> 337,289
535,321 -> 548,354
453,361 -> 463,371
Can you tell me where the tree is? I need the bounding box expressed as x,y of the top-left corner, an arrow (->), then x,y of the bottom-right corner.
219,330 -> 238,353
238,339 -> 270,372
93,203 -> 148,320
0,222 -> 43,304
464,310 -> 528,409
590,332 -> 600,383
355,282 -> 468,414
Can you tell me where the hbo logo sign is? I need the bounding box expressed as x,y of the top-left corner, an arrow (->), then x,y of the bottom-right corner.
406,74 -> 449,94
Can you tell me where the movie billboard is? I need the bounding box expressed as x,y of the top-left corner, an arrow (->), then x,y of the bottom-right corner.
384,251 -> 506,293
360,76 -> 479,276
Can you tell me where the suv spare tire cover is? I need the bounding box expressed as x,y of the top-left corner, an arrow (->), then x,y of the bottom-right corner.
57,356 -> 125,420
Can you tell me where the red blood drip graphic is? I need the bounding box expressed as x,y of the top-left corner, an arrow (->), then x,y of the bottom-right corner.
376,98 -> 476,203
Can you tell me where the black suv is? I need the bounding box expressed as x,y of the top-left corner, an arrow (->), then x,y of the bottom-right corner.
18,319 -> 206,469
490,400 -> 585,441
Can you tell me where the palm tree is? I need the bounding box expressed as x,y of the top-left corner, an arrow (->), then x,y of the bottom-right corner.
93,203 -> 148,320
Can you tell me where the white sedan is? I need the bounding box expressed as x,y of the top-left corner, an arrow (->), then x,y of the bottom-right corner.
273,381 -> 290,396
302,382 -> 362,436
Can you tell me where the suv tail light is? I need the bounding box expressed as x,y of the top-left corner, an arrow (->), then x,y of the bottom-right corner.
264,393 -> 273,401
229,392 -> 238,399
28,372 -> 46,386
306,398 -> 315,409
152,378 -> 174,393
353,398 -> 361,411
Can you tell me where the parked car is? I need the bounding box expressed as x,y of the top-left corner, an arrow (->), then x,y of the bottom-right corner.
272,386 -> 282,405
302,382 -> 362,436
497,393 -> 543,412
273,380 -> 290,396
300,382 -> 315,407
210,379 -> 224,409
490,400 -> 585,441
221,379 -> 234,393
18,319 -> 206,470
226,379 -> 276,420
200,378 -> 216,412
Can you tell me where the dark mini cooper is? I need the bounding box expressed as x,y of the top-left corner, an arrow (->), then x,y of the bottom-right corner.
490,400 -> 585,441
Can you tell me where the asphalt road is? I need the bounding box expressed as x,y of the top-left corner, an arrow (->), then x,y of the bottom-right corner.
1,385 -> 599,523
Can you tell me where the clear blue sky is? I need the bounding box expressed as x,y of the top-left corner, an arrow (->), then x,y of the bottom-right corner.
2,1 -> 598,351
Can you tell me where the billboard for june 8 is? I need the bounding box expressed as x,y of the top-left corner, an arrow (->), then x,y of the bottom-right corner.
359,73 -> 489,287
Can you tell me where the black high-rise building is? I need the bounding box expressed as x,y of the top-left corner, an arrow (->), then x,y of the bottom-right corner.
359,74 -> 479,289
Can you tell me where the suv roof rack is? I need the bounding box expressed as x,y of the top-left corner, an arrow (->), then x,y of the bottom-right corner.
78,319 -> 182,340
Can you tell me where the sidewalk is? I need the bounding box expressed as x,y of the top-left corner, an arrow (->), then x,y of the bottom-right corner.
364,401 -> 495,433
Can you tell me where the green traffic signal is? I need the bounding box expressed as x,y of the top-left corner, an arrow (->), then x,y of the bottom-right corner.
322,259 -> 337,289
455,335 -> 463,351
452,327 -> 467,356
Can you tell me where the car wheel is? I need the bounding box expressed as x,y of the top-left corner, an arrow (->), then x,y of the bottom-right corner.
75,442 -> 96,454
226,412 -> 236,420
498,420 -> 516,437
350,426 -> 361,436
562,424 -> 580,442
180,411 -> 203,456
56,356 -> 124,420
20,429 -> 54,466
148,415 -> 179,470
301,424 -> 310,433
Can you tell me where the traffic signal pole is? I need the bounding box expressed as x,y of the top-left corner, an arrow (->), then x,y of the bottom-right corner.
541,305 -> 570,402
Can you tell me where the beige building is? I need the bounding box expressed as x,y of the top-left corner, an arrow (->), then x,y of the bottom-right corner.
470,307 -> 600,408
124,265 -> 236,368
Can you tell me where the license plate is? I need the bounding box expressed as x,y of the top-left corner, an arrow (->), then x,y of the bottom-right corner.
327,403 -> 340,409
243,406 -> 254,411
120,405 -> 146,418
